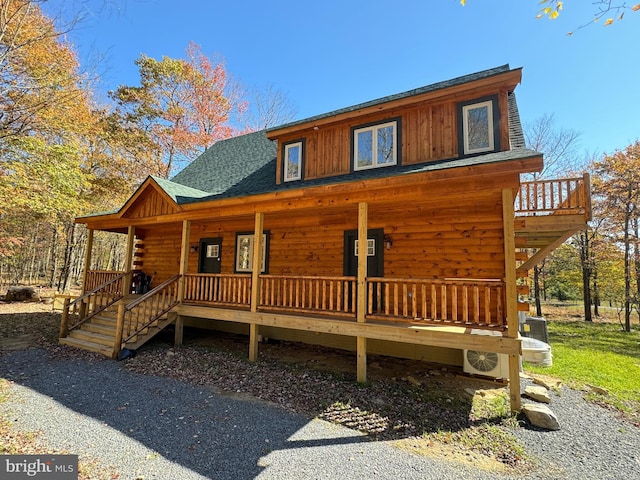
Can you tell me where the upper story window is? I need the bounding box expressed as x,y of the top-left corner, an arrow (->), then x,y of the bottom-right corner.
283,140 -> 303,182
459,96 -> 500,156
353,120 -> 399,171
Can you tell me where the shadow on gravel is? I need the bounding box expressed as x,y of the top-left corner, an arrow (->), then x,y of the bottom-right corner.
0,309 -> 512,476
0,347 -> 374,479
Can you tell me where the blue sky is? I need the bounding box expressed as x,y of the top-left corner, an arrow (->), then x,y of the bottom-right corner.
47,0 -> 638,160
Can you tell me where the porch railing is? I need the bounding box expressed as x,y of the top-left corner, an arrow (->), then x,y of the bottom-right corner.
259,275 -> 357,317
183,273 -> 252,308
60,273 -> 127,337
366,277 -> 506,329
117,274 -> 181,345
84,270 -> 124,292
177,272 -> 505,329
516,174 -> 591,218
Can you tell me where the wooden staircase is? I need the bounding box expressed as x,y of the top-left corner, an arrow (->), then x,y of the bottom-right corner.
59,302 -> 176,357
59,275 -> 181,358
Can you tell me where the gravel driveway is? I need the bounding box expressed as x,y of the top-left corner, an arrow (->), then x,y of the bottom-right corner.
1,347 -> 639,479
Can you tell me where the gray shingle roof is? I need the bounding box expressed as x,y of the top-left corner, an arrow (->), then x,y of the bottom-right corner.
508,92 -> 526,149
170,130 -> 276,195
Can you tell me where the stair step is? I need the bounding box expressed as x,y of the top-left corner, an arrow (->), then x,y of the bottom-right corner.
92,315 -> 117,327
83,323 -> 116,335
69,329 -> 114,347
59,337 -> 112,357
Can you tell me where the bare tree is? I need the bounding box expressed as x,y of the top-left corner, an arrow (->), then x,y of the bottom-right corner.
245,83 -> 297,130
524,114 -> 584,317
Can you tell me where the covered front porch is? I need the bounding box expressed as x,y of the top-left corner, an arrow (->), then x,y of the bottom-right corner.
61,174 -> 592,413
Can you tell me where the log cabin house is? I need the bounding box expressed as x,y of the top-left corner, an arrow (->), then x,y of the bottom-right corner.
60,65 -> 591,411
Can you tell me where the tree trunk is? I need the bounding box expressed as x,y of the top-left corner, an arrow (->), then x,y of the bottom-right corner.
578,231 -> 593,322
534,265 -> 543,317
634,219 -> 640,324
592,269 -> 600,317
623,207 -> 631,332
48,226 -> 58,288
57,222 -> 76,292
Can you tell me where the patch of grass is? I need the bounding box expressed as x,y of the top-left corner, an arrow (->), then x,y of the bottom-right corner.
526,320 -> 640,422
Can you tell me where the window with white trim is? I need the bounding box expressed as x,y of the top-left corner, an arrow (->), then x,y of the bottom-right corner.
353,121 -> 397,170
462,100 -> 494,155
283,141 -> 303,182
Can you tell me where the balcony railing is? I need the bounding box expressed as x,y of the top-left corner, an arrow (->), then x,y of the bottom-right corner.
516,174 -> 591,219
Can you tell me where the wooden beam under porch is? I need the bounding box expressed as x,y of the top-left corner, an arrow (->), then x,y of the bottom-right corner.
175,304 -> 522,357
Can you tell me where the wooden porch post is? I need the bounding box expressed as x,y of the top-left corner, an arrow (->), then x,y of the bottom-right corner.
249,212 -> 264,362
356,202 -> 368,383
175,220 -> 190,346
502,188 -> 521,412
124,226 -> 135,295
80,228 -> 94,295
78,228 -> 94,319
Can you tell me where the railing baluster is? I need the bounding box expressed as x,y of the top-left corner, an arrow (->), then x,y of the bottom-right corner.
473,285 -> 480,324
484,286 -> 491,325
440,284 -> 446,320
393,284 -> 399,316
384,281 -> 390,315
411,284 -> 417,319
329,280 -> 334,311
451,285 -> 458,321
462,285 -> 469,323
431,283 -> 437,320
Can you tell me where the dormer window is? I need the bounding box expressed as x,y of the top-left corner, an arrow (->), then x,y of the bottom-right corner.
352,119 -> 399,171
458,96 -> 500,156
283,140 -> 304,182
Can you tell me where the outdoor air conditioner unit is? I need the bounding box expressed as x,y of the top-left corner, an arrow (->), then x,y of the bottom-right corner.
463,349 -> 510,379
463,329 -> 510,379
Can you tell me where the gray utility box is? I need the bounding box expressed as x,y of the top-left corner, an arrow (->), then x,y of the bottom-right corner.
522,316 -> 549,344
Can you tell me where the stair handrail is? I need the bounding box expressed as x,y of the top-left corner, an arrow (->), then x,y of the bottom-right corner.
115,274 -> 181,352
61,272 -> 127,336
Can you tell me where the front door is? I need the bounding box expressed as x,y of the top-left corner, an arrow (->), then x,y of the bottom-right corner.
198,237 -> 222,273
343,228 -> 384,278
344,229 -> 384,312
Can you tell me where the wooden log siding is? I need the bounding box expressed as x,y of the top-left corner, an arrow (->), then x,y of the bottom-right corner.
84,270 -> 124,292
516,176 -> 588,216
366,277 -> 506,329
259,275 -> 357,317
183,273 -> 252,308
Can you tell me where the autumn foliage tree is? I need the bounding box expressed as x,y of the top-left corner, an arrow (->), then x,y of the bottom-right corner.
591,141 -> 640,332
0,1 -> 158,289
112,43 -> 248,177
